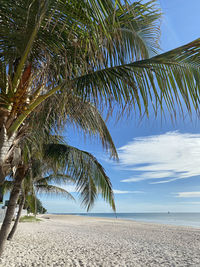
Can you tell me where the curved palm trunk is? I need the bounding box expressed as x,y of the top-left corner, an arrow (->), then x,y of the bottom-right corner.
0,126 -> 9,185
0,166 -> 5,186
0,124 -> 17,185
7,194 -> 25,240
0,171 -> 4,202
0,165 -> 25,257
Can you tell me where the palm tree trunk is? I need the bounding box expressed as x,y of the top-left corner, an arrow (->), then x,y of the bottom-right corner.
7,194 -> 25,241
0,167 -> 5,202
0,166 -> 5,186
0,125 -> 17,185
0,165 -> 25,257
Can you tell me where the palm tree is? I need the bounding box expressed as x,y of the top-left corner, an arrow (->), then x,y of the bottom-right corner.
1,0 -> 200,185
0,138 -> 116,255
0,69 -> 119,256
7,169 -> 75,241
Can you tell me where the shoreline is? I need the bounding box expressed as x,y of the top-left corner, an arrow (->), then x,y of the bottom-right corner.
46,213 -> 200,229
1,214 -> 200,266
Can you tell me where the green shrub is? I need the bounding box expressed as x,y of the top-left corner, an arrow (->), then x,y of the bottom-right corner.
19,216 -> 41,222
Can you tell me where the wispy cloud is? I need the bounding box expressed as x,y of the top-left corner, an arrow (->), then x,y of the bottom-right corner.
113,190 -> 144,194
118,131 -> 200,184
176,192 -> 200,198
54,186 -> 144,195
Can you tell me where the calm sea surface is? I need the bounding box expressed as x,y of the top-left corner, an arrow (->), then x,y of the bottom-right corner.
55,213 -> 200,228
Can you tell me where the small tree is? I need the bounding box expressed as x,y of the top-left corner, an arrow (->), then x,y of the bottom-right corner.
1,140 -> 116,246
24,197 -> 47,215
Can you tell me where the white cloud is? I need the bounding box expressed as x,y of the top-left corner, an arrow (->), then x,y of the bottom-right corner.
113,189 -> 144,194
176,192 -> 200,198
53,185 -> 144,195
118,131 -> 200,184
122,171 -> 173,182
53,186 -> 144,195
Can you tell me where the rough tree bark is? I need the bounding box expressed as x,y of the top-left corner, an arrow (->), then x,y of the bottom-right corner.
0,166 -> 5,187
0,167 -> 5,202
0,165 -> 25,257
7,194 -> 25,241
0,125 -> 17,184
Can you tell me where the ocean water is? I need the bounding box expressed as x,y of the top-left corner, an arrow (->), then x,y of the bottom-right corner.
71,213 -> 200,228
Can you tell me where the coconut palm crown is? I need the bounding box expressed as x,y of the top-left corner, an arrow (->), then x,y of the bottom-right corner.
1,0 -> 200,180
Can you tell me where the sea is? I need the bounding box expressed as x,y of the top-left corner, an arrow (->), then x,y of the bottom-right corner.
1,210 -> 200,227
55,213 -> 200,228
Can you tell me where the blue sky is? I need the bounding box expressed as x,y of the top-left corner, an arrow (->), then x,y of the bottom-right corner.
41,0 -> 200,213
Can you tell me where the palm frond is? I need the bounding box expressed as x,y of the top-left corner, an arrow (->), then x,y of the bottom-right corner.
1,180 -> 13,194
72,38 -> 200,117
44,143 -> 115,211
0,0 -> 161,115
27,93 -> 118,159
36,184 -> 75,201
26,194 -> 36,214
36,174 -> 76,187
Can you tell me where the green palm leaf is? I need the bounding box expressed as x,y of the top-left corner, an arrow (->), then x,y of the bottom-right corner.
0,180 -> 13,195
44,143 -> 116,211
36,174 -> 75,186
27,94 -> 118,159
72,38 -> 200,117
35,184 -> 75,201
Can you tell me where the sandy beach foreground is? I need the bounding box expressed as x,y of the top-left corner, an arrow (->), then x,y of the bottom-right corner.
0,215 -> 200,267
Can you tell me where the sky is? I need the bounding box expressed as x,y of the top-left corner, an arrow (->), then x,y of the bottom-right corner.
41,0 -> 200,213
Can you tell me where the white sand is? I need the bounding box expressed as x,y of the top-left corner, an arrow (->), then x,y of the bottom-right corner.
0,214 -> 200,266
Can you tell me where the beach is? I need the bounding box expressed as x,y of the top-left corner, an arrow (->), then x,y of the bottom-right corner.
0,215 -> 200,267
